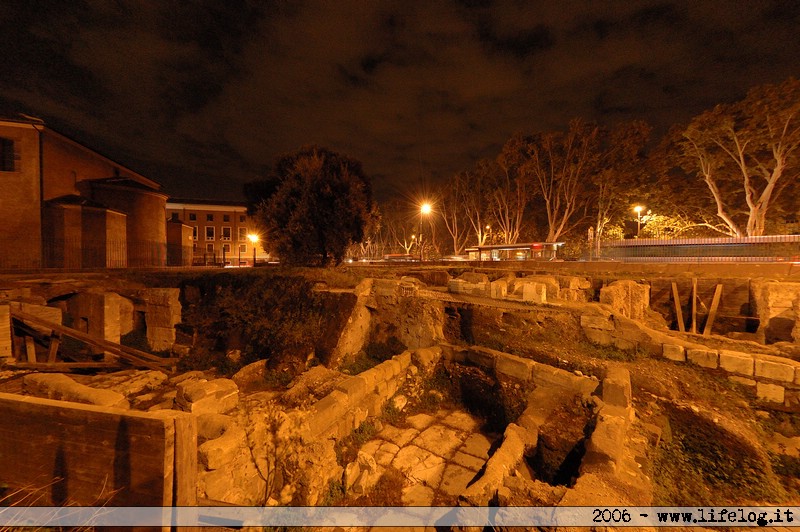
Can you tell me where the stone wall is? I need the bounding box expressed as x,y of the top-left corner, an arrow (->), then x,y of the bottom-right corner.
140,288 -> 182,352
306,350 -> 413,440
661,343 -> 800,410
752,280 -> 800,343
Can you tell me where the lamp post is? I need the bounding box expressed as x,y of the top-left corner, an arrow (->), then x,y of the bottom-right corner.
634,205 -> 644,237
419,202 -> 431,262
248,234 -> 259,266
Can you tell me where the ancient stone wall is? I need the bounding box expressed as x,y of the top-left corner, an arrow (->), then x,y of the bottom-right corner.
306,350 -> 412,440
661,343 -> 800,410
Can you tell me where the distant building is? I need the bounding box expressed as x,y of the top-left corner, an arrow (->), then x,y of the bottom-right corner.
0,116 -> 168,269
165,199 -> 267,266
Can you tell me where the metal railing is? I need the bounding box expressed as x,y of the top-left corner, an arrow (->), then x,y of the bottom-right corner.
599,234 -> 800,262
0,238 -> 194,270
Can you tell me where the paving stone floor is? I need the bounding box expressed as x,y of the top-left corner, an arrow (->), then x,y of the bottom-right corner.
356,408 -> 497,506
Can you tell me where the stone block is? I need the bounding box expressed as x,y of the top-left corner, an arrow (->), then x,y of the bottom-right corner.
756,382 -> 785,403
602,367 -> 631,408
490,279 -> 508,299
393,350 -> 412,369
23,373 -> 129,409
147,325 -> 176,352
755,357 -> 796,383
662,344 -> 685,362
719,350 -> 754,376
599,280 -> 650,320
495,353 -> 533,381
580,314 -> 615,331
520,275 -> 560,299
687,349 -> 718,369
9,302 -> 63,335
411,347 -> 441,372
728,375 -> 756,387
199,426 -> 245,470
466,346 -> 496,369
387,359 -> 402,377
521,282 -> 546,303
336,376 -> 368,402
582,415 -> 626,469
583,327 -> 614,346
176,378 -> 239,415
447,279 -> 467,294
459,272 -> 489,284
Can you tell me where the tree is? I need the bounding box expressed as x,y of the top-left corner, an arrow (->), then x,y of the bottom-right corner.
457,167 -> 494,247
519,119 -> 599,242
438,173 -> 471,255
491,147 -> 529,244
591,121 -> 651,253
248,146 -> 373,265
676,77 -> 800,237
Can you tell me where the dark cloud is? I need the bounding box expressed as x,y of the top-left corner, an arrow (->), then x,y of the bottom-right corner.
1,0 -> 799,200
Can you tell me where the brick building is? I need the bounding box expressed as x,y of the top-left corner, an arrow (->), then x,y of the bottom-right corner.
166,199 -> 268,266
0,117 -> 169,269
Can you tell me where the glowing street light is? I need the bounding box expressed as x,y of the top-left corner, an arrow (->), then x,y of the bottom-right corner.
419,202 -> 432,262
634,205 -> 644,236
248,234 -> 259,266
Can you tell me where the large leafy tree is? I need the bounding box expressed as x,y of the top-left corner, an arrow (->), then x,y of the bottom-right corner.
248,146 -> 373,265
675,77 -> 800,237
591,121 -> 651,248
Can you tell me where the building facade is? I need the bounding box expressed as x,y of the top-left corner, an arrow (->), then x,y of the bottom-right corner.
0,117 -> 168,269
165,200 -> 267,266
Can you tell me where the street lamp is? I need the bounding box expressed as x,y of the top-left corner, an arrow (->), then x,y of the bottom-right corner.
634,206 -> 644,237
248,234 -> 259,266
419,202 -> 432,262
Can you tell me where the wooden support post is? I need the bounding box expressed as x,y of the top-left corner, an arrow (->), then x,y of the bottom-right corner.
47,333 -> 60,363
691,277 -> 698,334
671,282 -> 685,333
703,284 -> 723,337
24,336 -> 36,363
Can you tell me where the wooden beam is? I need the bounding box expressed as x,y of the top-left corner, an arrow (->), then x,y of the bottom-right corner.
24,336 -> 36,363
10,310 -> 177,374
691,277 -> 698,334
8,362 -> 122,370
47,333 -> 60,363
703,284 -> 723,337
671,282 -> 685,333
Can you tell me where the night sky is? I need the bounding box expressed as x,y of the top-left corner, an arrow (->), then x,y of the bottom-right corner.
3,0 -> 800,201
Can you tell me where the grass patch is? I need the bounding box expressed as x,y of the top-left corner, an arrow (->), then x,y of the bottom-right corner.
348,467 -> 405,506
340,351 -> 381,375
581,340 -> 639,362
334,420 -> 379,466
319,479 -> 345,506
381,400 -> 405,427
652,404 -> 785,505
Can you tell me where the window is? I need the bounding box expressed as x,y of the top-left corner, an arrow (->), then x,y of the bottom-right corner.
222,243 -> 231,253
205,226 -> 215,240
188,213 -> 196,221
192,227 -> 198,240
221,227 -> 232,241
170,213 -> 179,221
239,215 -> 246,223
223,214 -> 230,222
239,244 -> 247,253
206,214 -> 214,222
0,138 -> 17,172
192,242 -> 197,252
238,227 -> 248,241
206,243 -> 214,253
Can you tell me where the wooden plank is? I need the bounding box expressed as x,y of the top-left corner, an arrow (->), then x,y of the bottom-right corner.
0,392 -> 173,506
11,310 -> 176,373
47,333 -> 60,363
691,277 -> 697,334
170,412 -> 198,506
8,362 -> 122,370
671,282 -> 685,333
703,284 -> 723,337
25,336 -> 36,363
